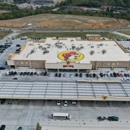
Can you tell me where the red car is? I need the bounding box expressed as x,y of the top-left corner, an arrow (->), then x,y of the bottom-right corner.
59,73 -> 61,77
44,71 -> 47,76
34,72 -> 37,75
117,73 -> 121,77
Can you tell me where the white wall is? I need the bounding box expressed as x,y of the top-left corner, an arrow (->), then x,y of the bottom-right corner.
7,60 -> 14,65
45,62 -> 92,69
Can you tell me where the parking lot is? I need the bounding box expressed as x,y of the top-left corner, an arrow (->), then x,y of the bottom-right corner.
0,37 -> 26,69
0,100 -> 130,130
1,36 -> 130,130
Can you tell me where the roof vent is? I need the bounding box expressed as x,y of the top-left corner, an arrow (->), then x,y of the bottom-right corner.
76,47 -> 80,51
80,46 -> 84,49
44,50 -> 49,54
72,45 -> 76,49
90,50 -> 95,55
102,49 -> 107,54
42,47 -> 46,50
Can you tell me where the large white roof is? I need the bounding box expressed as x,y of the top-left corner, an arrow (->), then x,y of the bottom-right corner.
12,37 -> 130,63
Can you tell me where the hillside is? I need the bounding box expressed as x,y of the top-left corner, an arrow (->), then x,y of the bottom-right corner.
0,14 -> 129,29
57,0 -> 130,7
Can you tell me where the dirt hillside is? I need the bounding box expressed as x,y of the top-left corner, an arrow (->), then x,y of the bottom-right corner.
0,14 -> 129,29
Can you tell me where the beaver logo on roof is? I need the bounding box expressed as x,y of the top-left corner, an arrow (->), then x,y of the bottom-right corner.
58,51 -> 84,62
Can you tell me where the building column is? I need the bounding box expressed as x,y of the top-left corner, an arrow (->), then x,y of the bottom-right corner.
29,60 -> 31,69
57,69 -> 59,72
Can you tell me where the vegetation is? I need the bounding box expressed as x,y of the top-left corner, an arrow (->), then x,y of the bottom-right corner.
0,30 -> 12,39
0,1 -> 130,20
56,0 -> 130,7
16,32 -> 127,40
36,122 -> 41,130
118,30 -> 130,35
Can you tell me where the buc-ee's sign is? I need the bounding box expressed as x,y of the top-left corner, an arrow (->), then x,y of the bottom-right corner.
63,65 -> 74,68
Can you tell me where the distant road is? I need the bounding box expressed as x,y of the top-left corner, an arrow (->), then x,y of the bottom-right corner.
112,31 -> 130,38
1,27 -> 130,33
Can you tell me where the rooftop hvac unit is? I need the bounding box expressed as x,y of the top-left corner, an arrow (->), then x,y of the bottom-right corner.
100,43 -> 103,46
44,50 -> 49,54
39,46 -> 42,48
58,45 -> 62,48
91,46 -> 94,48
80,46 -> 84,49
42,47 -> 46,50
31,49 -> 36,54
76,47 -> 80,51
102,49 -> 107,54
90,50 -> 95,55
72,46 -> 76,49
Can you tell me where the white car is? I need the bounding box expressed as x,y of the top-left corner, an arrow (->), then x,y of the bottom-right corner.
69,74 -> 73,77
64,101 -> 68,107
63,73 -> 66,77
72,101 -> 77,105
57,100 -> 60,106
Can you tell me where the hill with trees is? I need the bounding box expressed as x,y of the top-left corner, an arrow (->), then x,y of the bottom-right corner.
0,1 -> 130,21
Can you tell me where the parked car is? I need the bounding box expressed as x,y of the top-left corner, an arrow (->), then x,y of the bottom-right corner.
63,73 -> 66,77
72,101 -> 77,105
30,72 -> 33,76
55,73 -> 58,77
93,73 -> 96,78
13,78 -> 18,80
75,73 -> 78,77
0,67 -> 5,70
17,127 -> 22,130
44,71 -> 47,76
57,100 -> 60,106
86,73 -> 89,77
20,72 -> 23,75
16,44 -> 21,47
110,73 -> 113,77
64,101 -> 68,107
79,73 -> 82,77
59,73 -> 61,77
97,116 -> 106,121
108,116 -> 119,121
0,125 -> 6,130
100,73 -> 103,77
1,99 -> 6,104
69,74 -> 73,77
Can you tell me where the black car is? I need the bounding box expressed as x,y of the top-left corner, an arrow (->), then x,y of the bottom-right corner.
75,73 -> 78,77
113,72 -> 117,77
100,73 -> 103,77
93,73 -> 96,78
59,73 -> 61,77
110,73 -> 113,77
44,71 -> 47,76
1,99 -> 6,104
13,78 -> 18,80
86,73 -> 89,77
20,72 -> 23,75
108,116 -> 119,121
30,72 -> 33,76
0,67 -> 5,70
55,73 -> 58,77
0,125 -> 6,130
16,44 -> 21,47
17,127 -> 22,130
79,73 -> 82,77
97,116 -> 106,121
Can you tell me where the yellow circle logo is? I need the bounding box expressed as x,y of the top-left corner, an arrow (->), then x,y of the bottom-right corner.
58,51 -> 84,62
